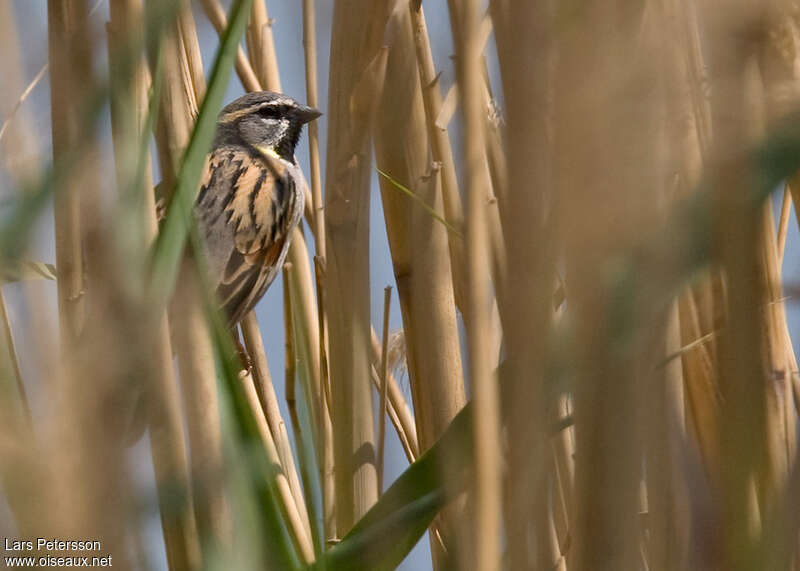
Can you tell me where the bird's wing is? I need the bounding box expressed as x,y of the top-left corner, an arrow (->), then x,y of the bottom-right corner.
195,146 -> 301,324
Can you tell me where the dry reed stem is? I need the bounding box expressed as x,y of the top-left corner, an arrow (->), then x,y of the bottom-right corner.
178,0 -> 206,103
661,0 -> 722,496
108,3 -> 202,566
241,0 -> 330,495
48,0 -> 86,346
536,492 -> 566,571
323,0 -> 391,531
646,302 -> 690,571
758,15 -> 800,496
554,1 -> 662,568
491,1 -> 555,568
376,286 -> 391,494
645,7 -> 698,567
285,231 -> 324,440
198,0 -> 319,549
239,2 -> 334,536
705,5 -> 769,567
0,64 -> 46,150
369,330 -> 419,459
758,202 -> 796,500
241,311 -> 313,540
302,6 -> 331,492
198,1 -> 315,531
147,5 -> 232,565
248,1 -> 281,93
283,231 -> 337,539
369,365 -> 417,463
678,292 -> 721,476
302,0 -> 325,252
199,0 -> 262,92
241,360 -> 316,565
172,263 -> 232,546
0,290 -> 29,422
47,1 -> 145,564
450,0 -> 502,568
375,9 -> 465,471
408,4 -> 467,312
0,278 -> 43,538
551,396 -> 575,563
777,186 -> 792,264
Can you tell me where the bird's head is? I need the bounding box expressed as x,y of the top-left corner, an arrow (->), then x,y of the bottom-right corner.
216,91 -> 321,162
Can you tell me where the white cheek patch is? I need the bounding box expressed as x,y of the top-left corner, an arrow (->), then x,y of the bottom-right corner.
262,117 -> 290,141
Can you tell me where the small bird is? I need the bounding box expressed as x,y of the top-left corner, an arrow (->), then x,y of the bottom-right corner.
194,91 -> 320,325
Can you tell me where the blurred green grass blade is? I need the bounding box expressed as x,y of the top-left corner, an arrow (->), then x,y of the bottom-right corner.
147,0 -> 254,309
288,328 -> 326,560
209,315 -> 304,571
185,219 -> 301,570
635,112 -> 800,303
377,168 -> 463,238
322,491 -> 444,571
315,401 -> 473,571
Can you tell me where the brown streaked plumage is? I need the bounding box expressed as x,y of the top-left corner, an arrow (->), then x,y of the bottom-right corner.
192,91 -> 320,325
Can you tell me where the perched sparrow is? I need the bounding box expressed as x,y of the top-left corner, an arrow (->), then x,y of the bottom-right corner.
195,91 -> 320,325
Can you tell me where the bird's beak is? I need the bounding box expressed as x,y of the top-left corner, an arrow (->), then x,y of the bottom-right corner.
294,105 -> 322,124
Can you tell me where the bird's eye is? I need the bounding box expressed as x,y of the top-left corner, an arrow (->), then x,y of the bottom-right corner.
258,105 -> 284,119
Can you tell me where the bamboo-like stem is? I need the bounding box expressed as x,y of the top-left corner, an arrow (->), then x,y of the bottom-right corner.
368,330 -> 419,459
369,365 -> 417,463
374,15 -> 466,555
777,186 -> 792,265
302,4 -> 330,492
550,423 -> 574,563
166,9 -> 233,548
705,5 -> 768,569
285,231 -> 324,442
241,311 -> 312,540
323,0 -> 389,532
171,263 -> 231,547
536,489 -> 567,571
238,3 -> 334,538
0,291 -> 29,423
303,0 -> 325,252
490,1 -> 556,568
248,1 -> 281,92
286,231 -> 336,539
758,26 -> 800,512
198,0 -> 262,92
376,286 -> 391,494
678,292 -> 721,476
408,4 -> 467,313
178,0 -> 206,105
758,201 -> 796,503
284,265 -> 299,448
146,2 -> 229,562
646,302 -> 689,571
46,0 -> 142,564
242,354 -> 316,565
108,2 -> 201,565
554,1 -> 662,568
450,0 -> 502,568
48,0 -> 85,347
375,6 -> 465,454
199,7 -> 315,539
